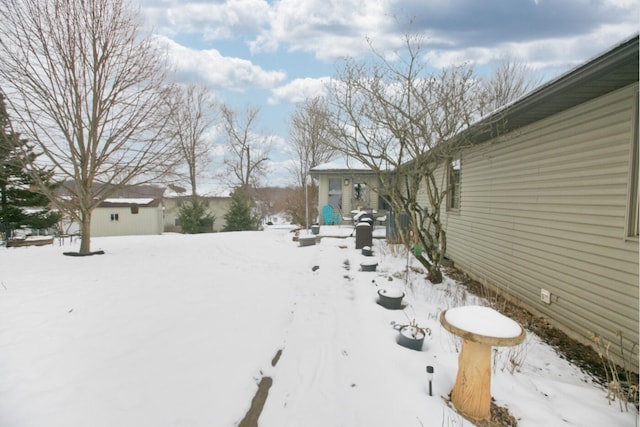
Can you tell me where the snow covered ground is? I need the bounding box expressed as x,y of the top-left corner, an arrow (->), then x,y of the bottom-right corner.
0,225 -> 636,426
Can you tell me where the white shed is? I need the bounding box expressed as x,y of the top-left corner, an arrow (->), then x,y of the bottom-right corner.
91,198 -> 163,237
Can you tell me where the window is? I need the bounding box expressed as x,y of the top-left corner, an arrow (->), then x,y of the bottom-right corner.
175,218 -> 181,226
626,91 -> 639,238
110,213 -> 119,221
131,206 -> 139,214
328,177 -> 342,209
448,158 -> 461,211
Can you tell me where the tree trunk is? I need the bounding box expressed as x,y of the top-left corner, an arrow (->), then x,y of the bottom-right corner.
79,210 -> 92,254
414,251 -> 444,284
428,265 -> 443,284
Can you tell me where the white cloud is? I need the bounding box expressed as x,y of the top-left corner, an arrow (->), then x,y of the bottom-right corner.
145,0 -> 639,75
142,0 -> 272,40
249,0 -> 400,60
423,22 -> 639,79
268,77 -> 331,104
154,35 -> 286,90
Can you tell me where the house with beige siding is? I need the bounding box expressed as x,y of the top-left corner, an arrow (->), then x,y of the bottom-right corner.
310,159 -> 390,224
91,198 -> 163,237
430,35 -> 638,370
163,195 -> 232,232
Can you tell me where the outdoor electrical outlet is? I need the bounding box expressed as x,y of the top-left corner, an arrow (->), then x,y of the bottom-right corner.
540,289 -> 551,304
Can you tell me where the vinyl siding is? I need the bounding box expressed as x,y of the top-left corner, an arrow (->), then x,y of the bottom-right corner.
91,206 -> 163,237
441,83 -> 639,369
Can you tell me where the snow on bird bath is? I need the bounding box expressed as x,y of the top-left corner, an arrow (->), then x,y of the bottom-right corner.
444,305 -> 522,339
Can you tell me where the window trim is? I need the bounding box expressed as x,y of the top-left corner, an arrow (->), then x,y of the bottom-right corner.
447,157 -> 461,212
625,90 -> 639,239
328,177 -> 343,209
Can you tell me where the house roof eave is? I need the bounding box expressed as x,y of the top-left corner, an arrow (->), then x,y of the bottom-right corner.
465,33 -> 639,146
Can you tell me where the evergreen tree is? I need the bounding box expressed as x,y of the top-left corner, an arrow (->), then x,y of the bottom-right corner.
177,198 -> 214,234
223,188 -> 258,231
0,92 -> 60,232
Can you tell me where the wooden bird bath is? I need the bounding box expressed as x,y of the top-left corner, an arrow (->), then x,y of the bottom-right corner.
440,306 -> 525,422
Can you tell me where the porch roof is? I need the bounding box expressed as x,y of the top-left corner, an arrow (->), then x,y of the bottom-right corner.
310,158 -> 372,173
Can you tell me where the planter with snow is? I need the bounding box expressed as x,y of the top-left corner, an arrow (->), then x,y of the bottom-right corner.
377,288 -> 404,309
393,321 -> 431,351
360,261 -> 378,272
298,235 -> 317,247
361,246 -> 373,256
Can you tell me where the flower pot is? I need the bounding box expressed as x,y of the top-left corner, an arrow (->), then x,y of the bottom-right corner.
361,246 -> 373,256
360,261 -> 378,272
377,288 -> 404,309
396,325 -> 427,351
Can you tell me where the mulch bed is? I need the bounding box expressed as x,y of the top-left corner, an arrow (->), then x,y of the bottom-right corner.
444,267 -> 613,385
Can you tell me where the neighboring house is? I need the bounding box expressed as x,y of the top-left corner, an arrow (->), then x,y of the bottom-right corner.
163,195 -> 232,232
55,183 -> 166,236
310,159 -> 390,223
92,198 -> 163,237
431,35 -> 638,370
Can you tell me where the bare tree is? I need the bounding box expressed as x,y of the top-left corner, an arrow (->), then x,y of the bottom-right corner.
327,34 -> 483,283
219,105 -> 271,193
167,83 -> 218,196
479,58 -> 542,117
0,0 -> 177,254
287,96 -> 337,226
287,96 -> 337,187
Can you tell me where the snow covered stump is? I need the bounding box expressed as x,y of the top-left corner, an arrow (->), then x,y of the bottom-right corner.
440,306 -> 525,423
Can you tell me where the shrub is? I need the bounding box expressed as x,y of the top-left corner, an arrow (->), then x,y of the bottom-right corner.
178,199 -> 214,234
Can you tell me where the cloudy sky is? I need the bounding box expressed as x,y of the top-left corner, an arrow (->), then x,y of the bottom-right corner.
139,0 -> 638,191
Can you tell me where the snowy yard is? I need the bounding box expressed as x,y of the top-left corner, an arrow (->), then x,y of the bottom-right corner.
0,226 -> 636,426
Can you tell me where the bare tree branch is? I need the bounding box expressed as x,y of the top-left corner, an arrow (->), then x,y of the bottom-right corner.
0,0 -> 178,253
219,104 -> 271,193
286,96 -> 337,226
478,57 -> 542,117
327,33 -> 484,283
287,96 -> 337,187
166,83 -> 218,196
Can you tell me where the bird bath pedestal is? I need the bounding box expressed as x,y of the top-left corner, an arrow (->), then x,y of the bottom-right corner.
440,306 -> 525,422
